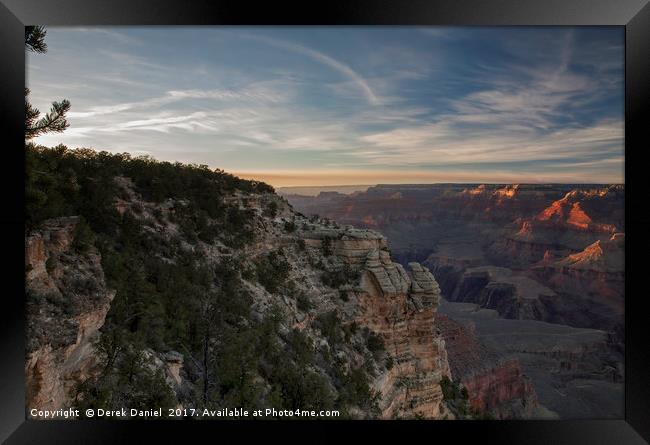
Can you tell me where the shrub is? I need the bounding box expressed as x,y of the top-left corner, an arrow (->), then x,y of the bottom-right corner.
263,201 -> 278,218
45,256 -> 57,273
342,322 -> 358,343
321,237 -> 333,256
337,365 -> 376,410
72,217 -> 96,253
366,331 -> 386,357
440,375 -> 467,401
132,202 -> 144,214
256,249 -> 291,294
440,375 -> 454,400
286,328 -> 314,365
321,264 -> 358,288
284,220 -> 296,233
315,310 -> 342,345
296,293 -> 313,312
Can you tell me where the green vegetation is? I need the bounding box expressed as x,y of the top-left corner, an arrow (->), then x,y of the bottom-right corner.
45,256 -> 57,274
330,360 -> 378,415
321,237 -> 333,256
26,144 -> 272,231
71,216 -> 96,253
440,375 -> 478,419
440,375 -> 468,401
27,142 -> 387,417
75,345 -> 177,416
296,293 -> 314,312
255,249 -> 291,294
320,263 -> 358,288
263,200 -> 279,218
365,330 -> 386,359
315,310 -> 343,346
25,27 -> 71,141
283,220 -> 297,233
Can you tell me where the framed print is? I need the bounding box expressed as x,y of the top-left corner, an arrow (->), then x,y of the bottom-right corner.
1,0 -> 649,443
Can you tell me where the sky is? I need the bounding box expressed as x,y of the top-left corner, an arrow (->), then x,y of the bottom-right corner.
28,27 -> 624,187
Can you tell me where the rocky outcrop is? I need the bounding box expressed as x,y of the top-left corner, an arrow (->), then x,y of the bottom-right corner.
25,217 -> 115,413
363,248 -> 410,296
142,349 -> 186,389
316,235 -> 448,418
303,225 -> 389,266
28,174 -> 623,420
302,226 -> 451,418
284,183 -> 623,270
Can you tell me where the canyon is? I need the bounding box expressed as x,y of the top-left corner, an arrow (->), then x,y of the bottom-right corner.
25,145 -> 624,419
281,183 -> 624,418
27,149 -> 489,420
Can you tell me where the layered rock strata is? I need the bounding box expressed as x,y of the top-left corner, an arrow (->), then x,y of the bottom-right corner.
303,229 -> 451,418
25,217 -> 115,413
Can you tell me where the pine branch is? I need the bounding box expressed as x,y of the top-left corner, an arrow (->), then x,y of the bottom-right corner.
25,26 -> 47,53
25,99 -> 71,140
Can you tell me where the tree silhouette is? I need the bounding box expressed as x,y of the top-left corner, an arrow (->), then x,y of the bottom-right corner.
25,26 -> 47,53
25,26 -> 70,140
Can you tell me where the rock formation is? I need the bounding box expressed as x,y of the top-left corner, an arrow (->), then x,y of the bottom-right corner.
25,217 -> 115,413
302,228 -> 451,419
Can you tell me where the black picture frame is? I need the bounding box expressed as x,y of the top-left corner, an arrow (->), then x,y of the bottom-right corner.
1,1 -> 648,443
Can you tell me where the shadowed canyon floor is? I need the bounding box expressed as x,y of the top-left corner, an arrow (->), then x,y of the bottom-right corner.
438,300 -> 623,418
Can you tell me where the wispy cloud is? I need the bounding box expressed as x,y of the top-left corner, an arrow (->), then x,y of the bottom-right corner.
68,85 -> 289,118
233,32 -> 380,105
30,27 -> 623,184
359,118 -> 622,165
62,27 -> 142,45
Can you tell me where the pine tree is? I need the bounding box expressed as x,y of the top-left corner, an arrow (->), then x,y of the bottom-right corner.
25,26 -> 47,53
25,26 -> 70,140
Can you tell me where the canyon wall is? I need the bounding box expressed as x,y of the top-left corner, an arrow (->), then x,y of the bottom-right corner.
25,217 -> 114,413
436,314 -> 538,418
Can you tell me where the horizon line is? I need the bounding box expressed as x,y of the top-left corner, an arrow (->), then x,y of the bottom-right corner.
276,182 -> 625,188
